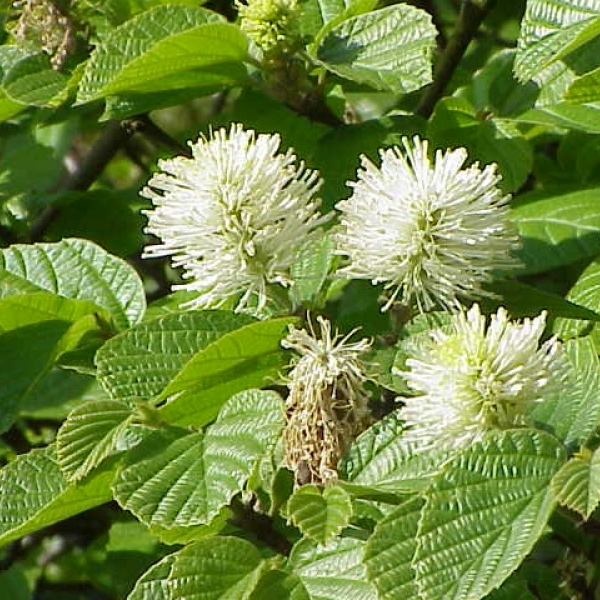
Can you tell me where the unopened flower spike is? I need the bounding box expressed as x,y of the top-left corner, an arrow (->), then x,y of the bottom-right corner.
336,136 -> 522,312
237,0 -> 301,55
142,124 -> 329,314
282,316 -> 372,485
397,304 -> 567,452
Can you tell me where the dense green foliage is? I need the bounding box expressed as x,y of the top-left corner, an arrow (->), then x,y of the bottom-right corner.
3,0 -> 600,598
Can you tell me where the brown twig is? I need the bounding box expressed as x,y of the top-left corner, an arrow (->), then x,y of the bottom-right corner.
416,0 -> 497,119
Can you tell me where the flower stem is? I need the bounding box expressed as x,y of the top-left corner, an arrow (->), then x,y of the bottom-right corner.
416,0 -> 497,119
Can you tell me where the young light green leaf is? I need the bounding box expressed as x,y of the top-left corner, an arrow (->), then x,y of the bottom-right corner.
414,430 -> 565,600
315,4 -> 436,93
157,316 -> 297,427
551,450 -> 600,519
0,239 -> 145,330
113,390 -> 284,529
77,6 -> 249,103
56,399 -> 137,481
95,310 -> 255,403
0,445 -> 113,547
364,496 -> 425,599
287,484 -> 352,543
511,189 -> 600,275
288,537 -> 378,599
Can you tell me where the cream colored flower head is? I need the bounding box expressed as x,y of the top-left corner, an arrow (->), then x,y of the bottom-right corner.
142,124 -> 328,313
282,316 -> 372,485
336,136 -> 521,312
397,304 -> 566,452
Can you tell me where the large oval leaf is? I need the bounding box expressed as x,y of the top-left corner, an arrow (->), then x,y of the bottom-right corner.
113,390 -> 284,529
315,4 -> 436,93
95,310 -> 255,403
0,238 -> 145,330
366,429 -> 566,600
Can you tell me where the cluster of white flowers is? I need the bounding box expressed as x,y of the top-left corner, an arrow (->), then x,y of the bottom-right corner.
142,124 -> 328,313
336,136 -> 521,311
142,123 -> 564,477
143,126 -> 520,315
398,304 -> 566,452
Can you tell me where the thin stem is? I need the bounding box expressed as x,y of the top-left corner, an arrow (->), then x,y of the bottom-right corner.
138,115 -> 191,157
28,118 -> 142,242
416,0 -> 496,119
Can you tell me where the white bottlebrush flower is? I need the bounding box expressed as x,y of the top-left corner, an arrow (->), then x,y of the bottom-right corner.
398,304 -> 566,452
142,124 -> 328,313
282,316 -> 372,484
336,136 -> 521,312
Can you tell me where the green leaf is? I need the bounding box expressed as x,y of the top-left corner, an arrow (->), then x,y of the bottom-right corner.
428,97 -> 533,193
77,6 -> 249,103
340,410 -> 447,493
113,389 -> 284,528
532,337 -> 600,448
456,50 -> 538,118
0,445 -> 113,547
551,450 -> 600,519
364,496 -> 425,598
299,0 -> 376,38
366,429 -> 565,600
289,233 -> 336,309
3,53 -> 69,107
515,2 -> 600,82
511,189 -> 600,275
0,321 -> 71,433
482,279 -> 600,322
315,4 -> 436,93
96,310 -> 256,404
0,239 -> 145,330
515,102 -> 600,134
0,292 -> 103,333
554,257 -> 600,344
157,316 -> 297,427
56,399 -> 137,481
287,484 -> 352,543
514,1 -> 600,104
130,537 -> 274,599
565,63 -> 600,102
167,537 -> 271,599
288,537 -> 378,599
127,553 -> 175,600
249,570 -> 309,600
